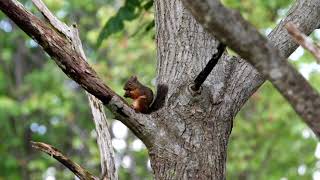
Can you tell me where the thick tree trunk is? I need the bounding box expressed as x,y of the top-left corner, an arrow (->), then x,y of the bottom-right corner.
149,0 -> 233,179
148,0 -> 320,178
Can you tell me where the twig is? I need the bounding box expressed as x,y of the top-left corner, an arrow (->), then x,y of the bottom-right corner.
191,42 -> 226,91
286,22 -> 320,64
31,141 -> 98,180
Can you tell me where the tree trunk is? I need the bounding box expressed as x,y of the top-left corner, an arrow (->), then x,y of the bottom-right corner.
149,0 -> 233,179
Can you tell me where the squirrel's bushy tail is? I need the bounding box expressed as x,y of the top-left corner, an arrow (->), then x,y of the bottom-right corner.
148,84 -> 168,113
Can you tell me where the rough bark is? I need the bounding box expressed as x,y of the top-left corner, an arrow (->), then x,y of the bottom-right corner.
151,0 -> 233,178
181,0 -> 320,137
224,0 -> 320,115
151,0 -> 320,179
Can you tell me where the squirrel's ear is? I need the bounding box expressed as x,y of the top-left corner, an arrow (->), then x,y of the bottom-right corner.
132,75 -> 137,80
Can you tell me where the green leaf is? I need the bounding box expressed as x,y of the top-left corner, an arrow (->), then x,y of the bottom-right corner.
96,0 -> 143,47
143,0 -> 153,10
97,16 -> 124,47
145,20 -> 155,32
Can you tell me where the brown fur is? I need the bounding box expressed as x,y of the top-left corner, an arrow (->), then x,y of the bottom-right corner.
123,76 -> 154,113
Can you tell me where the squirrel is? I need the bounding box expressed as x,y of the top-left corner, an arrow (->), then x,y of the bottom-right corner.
123,75 -> 168,114
123,76 -> 154,113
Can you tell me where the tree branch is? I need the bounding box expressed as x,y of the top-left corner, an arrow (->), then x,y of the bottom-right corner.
182,0 -> 320,137
286,22 -> 320,64
32,1 -> 118,179
87,94 -> 118,180
191,42 -> 226,91
0,0 -> 156,144
31,141 -> 98,180
32,1 -> 118,178
224,0 -> 320,117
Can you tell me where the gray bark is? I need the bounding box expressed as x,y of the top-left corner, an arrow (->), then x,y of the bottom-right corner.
151,0 -> 232,178
88,94 -> 117,180
150,0 -> 320,179
228,0 -> 320,113
181,0 -> 320,137
226,0 -> 320,115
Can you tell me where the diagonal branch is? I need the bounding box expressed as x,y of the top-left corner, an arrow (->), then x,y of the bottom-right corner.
182,0 -> 320,137
286,22 -> 320,64
191,42 -> 226,91
0,0 -> 156,144
31,141 -> 98,180
223,0 -> 320,117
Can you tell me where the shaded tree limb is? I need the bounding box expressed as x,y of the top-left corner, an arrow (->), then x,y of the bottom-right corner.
286,22 -> 320,64
182,0 -> 320,137
0,0 -> 156,145
191,42 -> 226,91
31,141 -> 98,180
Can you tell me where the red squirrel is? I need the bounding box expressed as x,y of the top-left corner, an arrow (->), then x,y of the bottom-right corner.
123,76 -> 154,113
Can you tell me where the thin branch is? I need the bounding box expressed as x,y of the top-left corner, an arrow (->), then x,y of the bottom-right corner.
181,0 -> 320,137
32,0 -> 72,39
191,42 -> 226,91
286,22 -> 320,64
31,141 -> 98,180
0,0 -> 156,143
88,94 -> 118,180
32,1 -> 118,178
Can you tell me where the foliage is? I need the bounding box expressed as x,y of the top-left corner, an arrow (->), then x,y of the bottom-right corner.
96,0 -> 154,47
0,0 -> 319,179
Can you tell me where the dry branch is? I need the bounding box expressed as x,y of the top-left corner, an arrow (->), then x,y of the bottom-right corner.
31,1 -> 118,178
286,22 -> 320,64
182,0 -> 320,137
29,1 -> 118,179
88,94 -> 118,180
31,141 -> 98,180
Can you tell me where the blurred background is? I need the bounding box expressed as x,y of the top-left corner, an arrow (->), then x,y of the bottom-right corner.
0,0 -> 320,179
